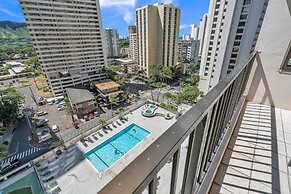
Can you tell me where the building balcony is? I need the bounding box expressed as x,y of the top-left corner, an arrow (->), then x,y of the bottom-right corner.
98,50 -> 291,194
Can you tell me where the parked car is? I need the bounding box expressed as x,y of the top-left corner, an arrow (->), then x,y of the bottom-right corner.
94,112 -> 99,117
48,101 -> 54,105
36,111 -> 48,116
0,82 -> 4,85
36,119 -> 49,128
0,159 -> 20,174
57,106 -> 66,111
51,125 -> 59,133
83,115 -> 89,121
89,113 -> 94,120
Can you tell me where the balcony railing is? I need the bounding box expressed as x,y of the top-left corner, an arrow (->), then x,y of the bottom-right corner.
99,52 -> 258,194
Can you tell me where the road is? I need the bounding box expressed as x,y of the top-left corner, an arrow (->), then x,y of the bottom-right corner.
2,118 -> 50,166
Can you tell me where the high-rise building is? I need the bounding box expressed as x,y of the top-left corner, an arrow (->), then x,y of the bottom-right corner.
198,13 -> 208,57
136,3 -> 180,78
105,29 -> 119,58
199,0 -> 268,94
128,25 -> 137,35
19,0 -> 107,96
190,24 -> 199,40
128,26 -> 138,62
182,34 -> 191,41
178,40 -> 200,64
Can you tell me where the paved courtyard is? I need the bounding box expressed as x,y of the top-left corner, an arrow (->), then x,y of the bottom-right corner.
34,105 -> 176,194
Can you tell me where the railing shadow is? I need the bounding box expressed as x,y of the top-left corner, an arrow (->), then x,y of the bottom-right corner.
210,103 -> 284,193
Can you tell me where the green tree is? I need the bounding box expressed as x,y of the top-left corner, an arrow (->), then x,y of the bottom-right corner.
161,67 -> 174,83
175,83 -> 204,105
108,94 -> 118,116
152,82 -> 167,102
24,56 -> 39,66
186,74 -> 200,86
163,92 -> 175,105
64,97 -> 74,120
51,140 -> 65,149
98,117 -> 107,129
0,88 -> 24,126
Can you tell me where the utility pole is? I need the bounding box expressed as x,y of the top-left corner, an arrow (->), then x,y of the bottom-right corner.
29,86 -> 37,105
32,74 -> 39,90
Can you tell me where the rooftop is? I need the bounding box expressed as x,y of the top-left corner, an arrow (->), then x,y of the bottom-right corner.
66,88 -> 95,105
95,80 -> 121,91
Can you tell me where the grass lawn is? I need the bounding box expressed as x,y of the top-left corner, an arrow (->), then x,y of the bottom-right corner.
109,65 -> 121,72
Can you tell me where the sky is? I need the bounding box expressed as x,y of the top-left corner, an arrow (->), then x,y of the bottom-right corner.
0,0 -> 209,37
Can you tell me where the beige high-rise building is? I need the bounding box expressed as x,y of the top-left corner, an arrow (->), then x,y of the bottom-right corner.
190,24 -> 199,40
128,26 -> 138,62
136,3 -> 180,78
19,0 -> 107,96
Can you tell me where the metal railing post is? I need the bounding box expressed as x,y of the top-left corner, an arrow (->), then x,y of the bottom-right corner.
170,148 -> 180,194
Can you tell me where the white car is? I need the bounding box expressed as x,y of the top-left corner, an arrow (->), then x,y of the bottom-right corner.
51,125 -> 59,132
57,106 -> 66,111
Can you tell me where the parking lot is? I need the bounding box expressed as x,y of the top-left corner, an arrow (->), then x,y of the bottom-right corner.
36,103 -> 73,134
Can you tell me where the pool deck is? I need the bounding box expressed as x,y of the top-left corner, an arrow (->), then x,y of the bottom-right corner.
37,106 -> 176,194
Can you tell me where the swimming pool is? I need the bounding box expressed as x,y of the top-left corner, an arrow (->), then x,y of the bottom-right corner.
85,123 -> 150,172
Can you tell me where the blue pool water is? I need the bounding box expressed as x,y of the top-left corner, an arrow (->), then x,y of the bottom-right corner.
85,123 -> 150,172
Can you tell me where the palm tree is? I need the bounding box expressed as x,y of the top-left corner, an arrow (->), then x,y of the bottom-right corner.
64,97 -> 74,120
161,67 -> 174,83
118,109 -> 125,120
98,117 -> 107,129
186,74 -> 200,86
108,94 -> 118,116
51,140 -> 65,149
163,92 -> 174,105
153,82 -> 167,102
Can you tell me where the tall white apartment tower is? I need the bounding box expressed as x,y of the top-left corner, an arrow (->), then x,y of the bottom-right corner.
136,3 -> 180,78
190,24 -> 199,40
105,29 -> 119,58
19,0 -> 107,96
199,0 -> 269,94
128,26 -> 138,62
198,13 -> 208,56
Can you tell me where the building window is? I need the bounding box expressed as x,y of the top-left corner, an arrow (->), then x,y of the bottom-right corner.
240,14 -> 247,20
279,40 -> 291,73
238,22 -> 246,27
235,35 -> 242,40
233,41 -> 241,46
236,28 -> 244,33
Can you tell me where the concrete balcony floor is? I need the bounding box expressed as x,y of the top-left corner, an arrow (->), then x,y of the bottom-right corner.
210,102 -> 291,194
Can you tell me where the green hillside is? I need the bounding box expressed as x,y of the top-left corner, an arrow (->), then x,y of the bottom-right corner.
0,27 -> 31,41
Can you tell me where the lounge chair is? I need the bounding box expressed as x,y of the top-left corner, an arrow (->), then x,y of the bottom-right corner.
116,121 -> 121,126
92,135 -> 98,141
87,137 -> 94,143
107,126 -> 113,131
97,131 -> 103,137
82,142 -> 88,147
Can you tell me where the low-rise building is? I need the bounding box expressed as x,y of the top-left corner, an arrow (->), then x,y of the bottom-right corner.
94,80 -> 123,105
66,88 -> 97,118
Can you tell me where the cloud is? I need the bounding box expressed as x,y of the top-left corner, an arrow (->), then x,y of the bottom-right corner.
99,0 -> 136,25
180,24 -> 190,29
161,0 -> 174,3
99,0 -> 136,7
0,8 -> 18,18
123,10 -> 134,24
